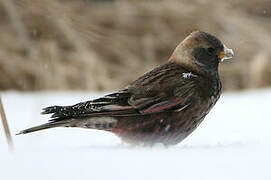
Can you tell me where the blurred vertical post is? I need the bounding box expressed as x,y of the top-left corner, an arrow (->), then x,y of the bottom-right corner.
0,97 -> 14,150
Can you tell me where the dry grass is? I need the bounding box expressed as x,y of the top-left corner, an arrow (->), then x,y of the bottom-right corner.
0,0 -> 271,91
0,97 -> 13,150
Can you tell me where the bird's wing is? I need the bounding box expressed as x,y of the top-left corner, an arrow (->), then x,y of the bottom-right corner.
128,88 -> 194,115
126,62 -> 198,114
42,62 -> 198,120
42,90 -> 137,119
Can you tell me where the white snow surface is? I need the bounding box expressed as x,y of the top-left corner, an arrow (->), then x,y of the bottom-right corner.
1,89 -> 271,180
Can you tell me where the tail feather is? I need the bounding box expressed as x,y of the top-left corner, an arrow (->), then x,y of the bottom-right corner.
17,91 -> 132,135
16,116 -> 118,135
16,120 -> 70,135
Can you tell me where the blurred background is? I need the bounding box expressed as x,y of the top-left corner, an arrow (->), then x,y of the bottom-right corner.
0,0 -> 271,92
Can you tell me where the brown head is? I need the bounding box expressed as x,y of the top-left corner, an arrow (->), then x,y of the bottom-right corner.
169,31 -> 234,75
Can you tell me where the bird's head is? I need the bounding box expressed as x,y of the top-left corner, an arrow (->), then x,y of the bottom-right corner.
170,31 -> 234,75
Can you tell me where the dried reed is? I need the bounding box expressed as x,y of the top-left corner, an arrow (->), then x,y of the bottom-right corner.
0,0 -> 270,91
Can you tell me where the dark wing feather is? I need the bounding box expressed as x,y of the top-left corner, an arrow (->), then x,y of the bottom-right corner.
42,90 -> 138,120
127,62 -> 198,113
42,62 -> 198,120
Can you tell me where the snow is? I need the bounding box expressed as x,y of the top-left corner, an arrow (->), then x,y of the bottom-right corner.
1,89 -> 271,180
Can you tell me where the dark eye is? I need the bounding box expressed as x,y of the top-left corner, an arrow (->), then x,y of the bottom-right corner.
207,47 -> 215,54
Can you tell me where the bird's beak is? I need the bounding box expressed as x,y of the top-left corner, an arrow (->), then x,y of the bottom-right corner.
219,45 -> 234,62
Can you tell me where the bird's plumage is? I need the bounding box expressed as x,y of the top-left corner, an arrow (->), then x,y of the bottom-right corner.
17,31 -> 233,146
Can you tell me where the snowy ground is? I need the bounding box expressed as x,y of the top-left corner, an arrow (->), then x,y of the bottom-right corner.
0,89 -> 271,180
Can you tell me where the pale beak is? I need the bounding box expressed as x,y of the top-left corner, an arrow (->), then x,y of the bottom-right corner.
219,44 -> 234,62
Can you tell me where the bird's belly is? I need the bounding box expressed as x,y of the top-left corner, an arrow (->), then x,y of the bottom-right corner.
113,110 -> 206,146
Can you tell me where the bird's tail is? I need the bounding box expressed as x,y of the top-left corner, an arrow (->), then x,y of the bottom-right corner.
17,91 -> 132,135
17,104 -> 88,135
16,120 -> 71,135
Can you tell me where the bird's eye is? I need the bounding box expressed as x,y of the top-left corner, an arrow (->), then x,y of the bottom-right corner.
207,47 -> 215,54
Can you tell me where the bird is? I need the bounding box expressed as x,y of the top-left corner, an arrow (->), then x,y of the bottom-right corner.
17,31 -> 234,146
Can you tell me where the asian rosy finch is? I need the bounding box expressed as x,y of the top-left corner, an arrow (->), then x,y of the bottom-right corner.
18,31 -> 234,146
